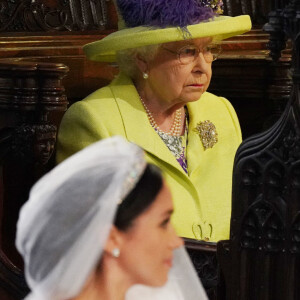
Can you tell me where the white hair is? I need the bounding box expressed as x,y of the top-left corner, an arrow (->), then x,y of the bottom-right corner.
116,44 -> 161,79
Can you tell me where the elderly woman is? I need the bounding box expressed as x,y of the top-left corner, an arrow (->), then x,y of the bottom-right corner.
16,137 -> 207,300
57,0 -> 252,242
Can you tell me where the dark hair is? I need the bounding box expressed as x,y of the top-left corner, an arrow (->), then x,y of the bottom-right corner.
114,163 -> 163,231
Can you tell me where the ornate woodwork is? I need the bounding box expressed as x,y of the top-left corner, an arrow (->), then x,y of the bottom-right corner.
0,61 -> 68,299
224,0 -> 271,24
184,238 -> 218,300
0,0 -> 108,32
218,0 -> 300,299
0,0 -> 272,33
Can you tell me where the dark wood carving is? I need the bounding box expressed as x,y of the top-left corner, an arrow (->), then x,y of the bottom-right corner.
0,0 -> 273,33
184,238 -> 218,300
0,0 -> 108,32
224,0 -> 271,24
11,124 -> 56,164
0,61 -> 68,299
262,0 -> 287,61
217,0 -> 300,299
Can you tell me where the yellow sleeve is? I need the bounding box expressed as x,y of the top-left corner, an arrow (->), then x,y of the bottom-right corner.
56,101 -> 110,164
219,96 -> 242,143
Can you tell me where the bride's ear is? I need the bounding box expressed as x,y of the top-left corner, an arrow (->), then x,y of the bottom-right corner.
104,225 -> 124,255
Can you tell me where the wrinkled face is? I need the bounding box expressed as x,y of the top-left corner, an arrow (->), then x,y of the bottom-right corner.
118,182 -> 183,286
145,37 -> 213,107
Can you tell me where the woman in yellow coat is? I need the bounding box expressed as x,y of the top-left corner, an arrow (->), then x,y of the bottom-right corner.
57,0 -> 251,242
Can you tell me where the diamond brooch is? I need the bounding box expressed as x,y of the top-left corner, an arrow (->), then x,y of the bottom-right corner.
195,120 -> 218,150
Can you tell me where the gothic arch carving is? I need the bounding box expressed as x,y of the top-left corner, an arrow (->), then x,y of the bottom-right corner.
241,200 -> 285,252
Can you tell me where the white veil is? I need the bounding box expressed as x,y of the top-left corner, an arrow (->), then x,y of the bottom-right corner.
16,136 -> 208,300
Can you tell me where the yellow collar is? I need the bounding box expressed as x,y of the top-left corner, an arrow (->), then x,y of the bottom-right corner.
109,73 -> 188,176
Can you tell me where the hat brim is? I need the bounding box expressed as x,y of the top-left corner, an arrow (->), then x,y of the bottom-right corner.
84,15 -> 252,62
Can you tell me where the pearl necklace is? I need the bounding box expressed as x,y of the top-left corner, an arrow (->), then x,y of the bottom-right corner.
140,96 -> 182,136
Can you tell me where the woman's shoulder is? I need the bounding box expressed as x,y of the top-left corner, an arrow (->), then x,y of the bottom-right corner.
82,85 -> 115,105
70,73 -> 133,111
188,91 -> 242,141
199,91 -> 242,141
66,85 -> 119,116
200,92 -> 233,108
195,92 -> 238,118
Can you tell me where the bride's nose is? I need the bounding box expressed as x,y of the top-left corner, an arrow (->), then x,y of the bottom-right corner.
169,225 -> 184,249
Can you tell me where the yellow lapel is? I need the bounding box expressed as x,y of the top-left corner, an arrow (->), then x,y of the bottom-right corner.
186,99 -> 206,176
109,73 -> 187,176
186,93 -> 222,177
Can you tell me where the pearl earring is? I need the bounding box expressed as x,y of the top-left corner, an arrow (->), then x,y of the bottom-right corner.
112,248 -> 120,258
143,72 -> 149,79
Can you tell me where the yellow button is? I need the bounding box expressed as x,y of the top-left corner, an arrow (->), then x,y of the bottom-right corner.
204,237 -> 210,242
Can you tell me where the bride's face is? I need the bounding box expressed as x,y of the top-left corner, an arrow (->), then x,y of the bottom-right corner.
118,182 -> 183,286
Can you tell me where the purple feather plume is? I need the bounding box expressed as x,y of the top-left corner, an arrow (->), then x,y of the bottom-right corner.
116,0 -> 220,28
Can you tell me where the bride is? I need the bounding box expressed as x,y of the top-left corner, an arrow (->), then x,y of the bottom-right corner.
16,136 -> 208,300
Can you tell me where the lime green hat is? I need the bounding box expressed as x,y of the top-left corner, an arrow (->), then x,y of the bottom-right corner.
84,0 -> 252,62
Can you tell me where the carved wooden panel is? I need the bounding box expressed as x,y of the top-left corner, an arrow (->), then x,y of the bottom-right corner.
184,238 -> 218,300
218,0 -> 300,299
0,61 -> 68,299
0,0 -> 108,32
0,0 -> 272,33
224,0 -> 271,24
